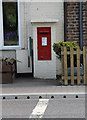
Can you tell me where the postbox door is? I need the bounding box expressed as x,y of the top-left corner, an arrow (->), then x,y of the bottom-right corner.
37,27 -> 51,60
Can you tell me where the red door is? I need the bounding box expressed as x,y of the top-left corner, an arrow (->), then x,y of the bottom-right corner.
37,27 -> 51,60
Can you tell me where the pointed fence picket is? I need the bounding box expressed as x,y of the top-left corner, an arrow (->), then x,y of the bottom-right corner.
61,46 -> 87,85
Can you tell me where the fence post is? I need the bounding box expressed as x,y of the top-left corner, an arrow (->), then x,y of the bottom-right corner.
70,47 -> 74,85
83,46 -> 87,84
86,49 -> 87,83
64,47 -> 68,85
77,46 -> 81,85
61,47 -> 64,77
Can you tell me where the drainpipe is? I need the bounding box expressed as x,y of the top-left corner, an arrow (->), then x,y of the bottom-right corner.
79,1 -> 83,50
64,2 -> 67,42
79,1 -> 83,65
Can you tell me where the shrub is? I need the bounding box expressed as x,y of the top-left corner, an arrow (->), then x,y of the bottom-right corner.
53,41 -> 78,59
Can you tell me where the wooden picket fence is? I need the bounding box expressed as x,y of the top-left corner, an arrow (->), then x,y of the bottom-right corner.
61,46 -> 87,85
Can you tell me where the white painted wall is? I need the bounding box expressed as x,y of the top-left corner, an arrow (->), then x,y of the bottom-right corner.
30,2 -> 64,76
0,1 -> 64,76
2,51 -> 16,58
16,2 -> 32,73
20,2 -> 31,49
32,23 -> 56,79
18,1 -> 64,76
30,2 -> 64,43
0,1 -> 32,73
16,50 -> 32,73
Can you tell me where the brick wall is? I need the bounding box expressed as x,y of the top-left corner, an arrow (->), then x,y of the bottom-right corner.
82,2 -> 87,46
65,2 -> 87,46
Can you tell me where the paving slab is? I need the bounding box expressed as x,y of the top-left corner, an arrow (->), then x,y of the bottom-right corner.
0,77 -> 86,98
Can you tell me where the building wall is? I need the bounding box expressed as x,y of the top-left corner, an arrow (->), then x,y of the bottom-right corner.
20,2 -> 30,49
82,2 -> 87,46
22,1 -> 64,76
0,2 -> 32,73
16,2 -> 33,73
65,2 -> 87,46
0,0 -> 3,50
0,1 -> 86,78
65,2 -> 87,77
30,2 -> 64,43
30,2 -> 64,76
0,1 -> 64,77
32,23 -> 56,79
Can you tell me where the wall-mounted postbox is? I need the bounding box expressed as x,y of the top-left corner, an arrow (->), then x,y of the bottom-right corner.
37,27 -> 51,60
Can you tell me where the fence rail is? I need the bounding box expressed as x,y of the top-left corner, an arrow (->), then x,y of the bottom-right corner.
61,46 -> 87,85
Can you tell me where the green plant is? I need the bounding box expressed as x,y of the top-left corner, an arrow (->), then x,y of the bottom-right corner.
53,41 -> 78,59
5,57 -> 22,65
0,57 -> 21,65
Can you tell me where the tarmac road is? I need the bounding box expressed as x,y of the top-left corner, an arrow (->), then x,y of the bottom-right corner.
2,97 -> 86,119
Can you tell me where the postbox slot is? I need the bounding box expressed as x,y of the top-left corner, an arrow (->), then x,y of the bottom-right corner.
40,32 -> 48,34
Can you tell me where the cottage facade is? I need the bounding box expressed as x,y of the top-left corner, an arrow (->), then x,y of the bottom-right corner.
0,0 -> 87,79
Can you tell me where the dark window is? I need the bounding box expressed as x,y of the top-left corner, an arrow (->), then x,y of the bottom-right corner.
3,2 -> 19,46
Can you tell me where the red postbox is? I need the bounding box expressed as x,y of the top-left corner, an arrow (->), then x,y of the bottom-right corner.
37,27 -> 51,60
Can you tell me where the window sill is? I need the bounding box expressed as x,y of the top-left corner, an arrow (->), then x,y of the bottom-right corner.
2,46 -> 21,50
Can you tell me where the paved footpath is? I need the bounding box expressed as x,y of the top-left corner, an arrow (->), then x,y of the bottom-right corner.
0,78 -> 87,120
0,77 -> 86,99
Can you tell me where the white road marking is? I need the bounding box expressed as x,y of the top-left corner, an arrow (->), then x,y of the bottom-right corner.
29,99 -> 49,118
